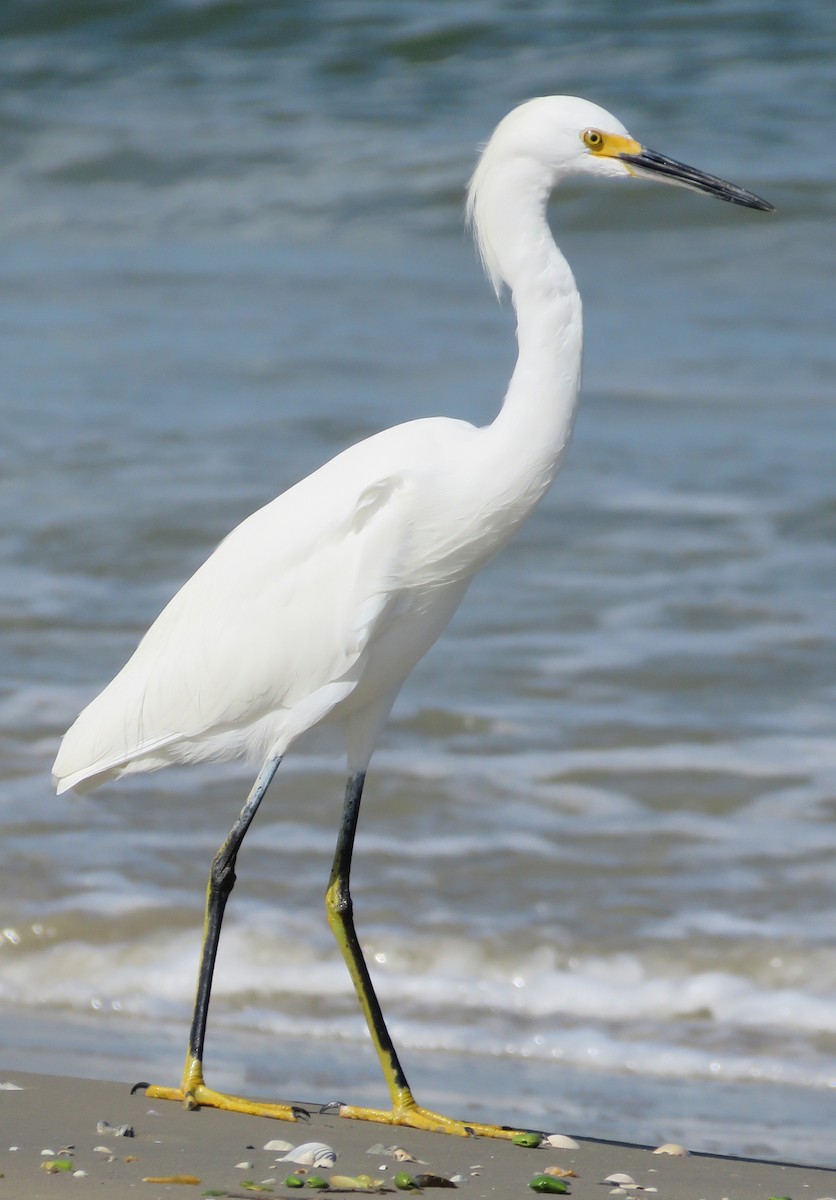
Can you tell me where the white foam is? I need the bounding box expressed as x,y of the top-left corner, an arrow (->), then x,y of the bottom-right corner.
2,921 -> 834,1091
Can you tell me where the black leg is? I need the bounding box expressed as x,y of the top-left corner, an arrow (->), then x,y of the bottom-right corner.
187,751 -> 283,1067
146,751 -> 304,1119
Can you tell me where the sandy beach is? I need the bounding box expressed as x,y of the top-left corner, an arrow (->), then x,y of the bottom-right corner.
2,1070 -> 834,1200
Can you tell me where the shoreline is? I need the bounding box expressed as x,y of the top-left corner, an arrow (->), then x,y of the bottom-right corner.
2,1069 -> 835,1200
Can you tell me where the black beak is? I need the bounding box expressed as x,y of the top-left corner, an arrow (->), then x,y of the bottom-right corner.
619,147 -> 774,212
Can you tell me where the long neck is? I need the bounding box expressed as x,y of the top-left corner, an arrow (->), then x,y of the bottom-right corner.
471,156 -> 583,513
496,241 -> 582,471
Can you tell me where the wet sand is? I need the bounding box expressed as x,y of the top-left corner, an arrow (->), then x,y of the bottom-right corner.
2,1069 -> 834,1200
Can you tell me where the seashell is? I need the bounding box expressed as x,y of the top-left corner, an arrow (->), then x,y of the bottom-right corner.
605,1177 -> 657,1196
367,1144 -> 425,1162
41,1150 -> 55,1156
0,1082 -> 23,1091
234,1161 -> 254,1169
278,1141 -> 338,1168
264,1139 -> 294,1152
41,1159 -> 73,1174
96,1120 -> 134,1137
93,1146 -> 113,1154
544,1134 -> 580,1150
545,1166 -> 578,1177
653,1143 -> 689,1156
73,1170 -> 88,1178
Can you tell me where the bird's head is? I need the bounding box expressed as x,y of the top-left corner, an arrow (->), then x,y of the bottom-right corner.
480,95 -> 774,209
466,95 -> 773,295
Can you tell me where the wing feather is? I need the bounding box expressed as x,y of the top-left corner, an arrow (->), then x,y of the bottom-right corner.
53,441 -> 420,792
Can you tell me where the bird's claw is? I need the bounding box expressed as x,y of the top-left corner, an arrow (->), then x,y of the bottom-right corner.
337,1099 -> 525,1140
143,1081 -> 300,1121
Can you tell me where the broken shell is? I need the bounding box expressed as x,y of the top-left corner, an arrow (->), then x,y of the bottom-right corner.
264,1138 -> 294,1152
545,1134 -> 580,1150
652,1143 -> 689,1156
278,1142 -> 338,1168
42,1160 -> 74,1174
234,1161 -> 254,1169
368,1144 -> 426,1162
545,1166 -> 578,1177
96,1120 -> 135,1137
93,1146 -> 113,1154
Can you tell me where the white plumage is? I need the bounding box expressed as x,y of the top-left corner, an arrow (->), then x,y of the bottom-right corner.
52,96 -> 771,1136
53,408 -> 565,792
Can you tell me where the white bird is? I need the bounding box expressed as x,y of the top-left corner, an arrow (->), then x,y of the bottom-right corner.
53,96 -> 772,1138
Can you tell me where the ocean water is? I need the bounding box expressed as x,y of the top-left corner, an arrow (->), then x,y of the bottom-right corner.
1,0 -> 835,1166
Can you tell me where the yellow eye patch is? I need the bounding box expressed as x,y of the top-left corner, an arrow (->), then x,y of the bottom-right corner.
581,128 -> 642,157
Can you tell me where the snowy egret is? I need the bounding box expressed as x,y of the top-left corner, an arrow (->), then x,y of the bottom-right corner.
53,96 -> 773,1138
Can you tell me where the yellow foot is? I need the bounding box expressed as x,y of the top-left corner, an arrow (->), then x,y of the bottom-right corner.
142,1081 -> 305,1122
336,1100 -> 528,1140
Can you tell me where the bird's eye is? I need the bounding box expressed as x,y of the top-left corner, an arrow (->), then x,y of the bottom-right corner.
582,129 -> 605,151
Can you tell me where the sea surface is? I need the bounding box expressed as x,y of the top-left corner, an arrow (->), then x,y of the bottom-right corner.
1,0 -> 835,1166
